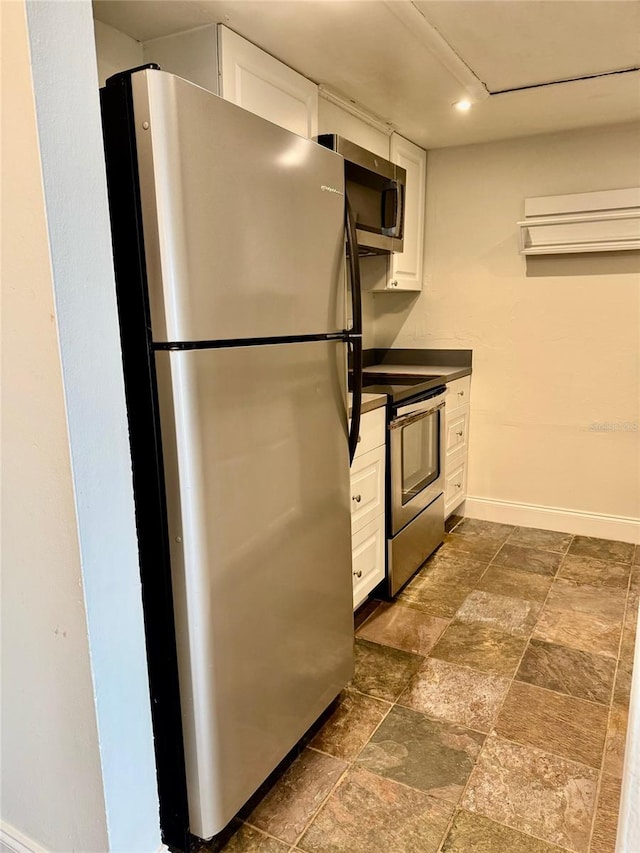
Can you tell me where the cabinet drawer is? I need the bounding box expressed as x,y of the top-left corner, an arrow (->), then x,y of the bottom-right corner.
352,406 -> 386,459
444,453 -> 467,517
352,516 -> 386,609
350,445 -> 385,535
447,376 -> 471,411
446,407 -> 469,457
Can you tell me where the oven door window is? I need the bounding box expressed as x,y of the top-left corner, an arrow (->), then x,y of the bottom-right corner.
401,411 -> 439,505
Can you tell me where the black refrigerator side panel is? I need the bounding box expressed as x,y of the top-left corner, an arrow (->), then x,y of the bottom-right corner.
100,78 -> 190,852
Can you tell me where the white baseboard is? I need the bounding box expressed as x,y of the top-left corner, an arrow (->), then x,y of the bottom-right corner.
0,824 -> 49,853
464,496 -> 640,544
0,824 -> 168,853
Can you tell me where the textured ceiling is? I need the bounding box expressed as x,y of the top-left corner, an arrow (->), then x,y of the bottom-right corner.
416,0 -> 640,91
93,0 -> 640,148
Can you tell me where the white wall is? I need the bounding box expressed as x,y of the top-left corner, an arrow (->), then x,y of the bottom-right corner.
375,121 -> 640,539
1,1 -> 162,850
143,25 -> 219,93
1,2 -> 108,850
94,18 -> 143,86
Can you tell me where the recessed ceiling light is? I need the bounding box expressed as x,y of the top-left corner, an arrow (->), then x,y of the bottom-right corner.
454,100 -> 472,112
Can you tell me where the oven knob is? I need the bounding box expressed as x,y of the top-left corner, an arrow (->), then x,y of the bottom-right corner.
352,494 -> 362,503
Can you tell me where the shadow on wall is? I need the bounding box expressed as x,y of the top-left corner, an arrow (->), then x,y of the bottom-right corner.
526,250 -> 640,277
373,291 -> 420,347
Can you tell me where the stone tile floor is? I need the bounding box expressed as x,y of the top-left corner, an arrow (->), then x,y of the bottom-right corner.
204,520 -> 639,853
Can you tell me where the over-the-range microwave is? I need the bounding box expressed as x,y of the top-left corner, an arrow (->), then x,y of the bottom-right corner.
318,134 -> 406,255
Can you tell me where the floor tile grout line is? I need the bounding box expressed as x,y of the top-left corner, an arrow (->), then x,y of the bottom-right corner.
310,726 -> 603,849
434,809 -> 459,853
287,760 -> 351,851
295,697 -> 458,852
356,628 -> 452,660
586,564 -> 635,851
369,537 -> 610,744
223,528 -> 634,852
448,535 -> 587,850
357,530 -> 624,850
503,523 -> 575,555
431,527 -> 593,852
267,530 -> 630,853
475,728 -> 605,778
349,546 -> 506,853
417,531 -> 632,851
292,689 -> 399,850
243,690 -> 393,849
510,674 -> 617,712
404,529 -> 633,851
241,818 -> 304,848
485,530 -> 633,853
441,807 -> 579,853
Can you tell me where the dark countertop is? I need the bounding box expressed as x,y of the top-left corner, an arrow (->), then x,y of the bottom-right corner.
348,391 -> 387,419
360,349 -> 472,405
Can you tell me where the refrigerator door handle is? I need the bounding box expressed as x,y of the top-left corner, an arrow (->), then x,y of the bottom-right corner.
346,195 -> 363,466
348,336 -> 363,466
346,196 -> 362,338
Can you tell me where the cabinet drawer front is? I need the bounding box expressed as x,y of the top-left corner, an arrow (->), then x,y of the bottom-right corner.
352,516 -> 386,609
350,445 -> 385,534
447,376 -> 471,410
446,408 -> 469,457
352,406 -> 386,459
444,454 -> 467,516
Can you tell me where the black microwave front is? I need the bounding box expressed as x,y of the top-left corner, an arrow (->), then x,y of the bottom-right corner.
317,134 -> 406,255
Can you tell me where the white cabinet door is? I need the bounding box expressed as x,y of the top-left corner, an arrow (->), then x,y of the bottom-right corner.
444,376 -> 471,518
350,445 -> 386,535
352,517 -> 386,610
380,134 -> 426,292
444,452 -> 467,517
217,25 -> 318,138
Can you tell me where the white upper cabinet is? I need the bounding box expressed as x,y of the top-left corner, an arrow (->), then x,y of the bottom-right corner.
381,133 -> 426,292
217,26 -> 318,138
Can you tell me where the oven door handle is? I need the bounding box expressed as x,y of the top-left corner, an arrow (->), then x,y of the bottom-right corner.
390,400 -> 445,430
395,390 -> 447,418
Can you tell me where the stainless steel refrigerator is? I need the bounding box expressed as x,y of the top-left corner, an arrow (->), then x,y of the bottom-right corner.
100,66 -> 362,846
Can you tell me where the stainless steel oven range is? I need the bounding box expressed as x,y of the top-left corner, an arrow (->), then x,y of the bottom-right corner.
363,375 -> 446,596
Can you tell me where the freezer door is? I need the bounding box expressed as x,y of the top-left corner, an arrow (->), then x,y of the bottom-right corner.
155,341 -> 354,839
131,69 -> 347,343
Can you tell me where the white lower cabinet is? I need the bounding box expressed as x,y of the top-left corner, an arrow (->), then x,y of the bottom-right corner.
444,376 -> 471,517
444,452 -> 467,517
352,517 -> 386,610
350,445 -> 385,532
350,408 -> 386,609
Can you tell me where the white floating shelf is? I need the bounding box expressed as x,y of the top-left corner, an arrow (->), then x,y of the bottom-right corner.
518,187 -> 640,255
